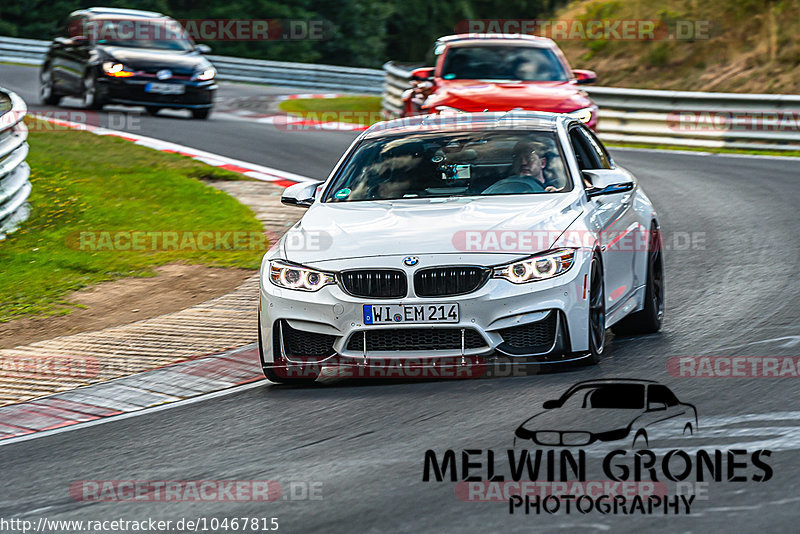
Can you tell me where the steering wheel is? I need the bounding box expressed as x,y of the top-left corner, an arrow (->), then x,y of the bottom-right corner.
482,177 -> 548,195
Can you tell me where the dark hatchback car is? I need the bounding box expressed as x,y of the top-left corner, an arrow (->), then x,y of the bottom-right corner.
40,7 -> 217,119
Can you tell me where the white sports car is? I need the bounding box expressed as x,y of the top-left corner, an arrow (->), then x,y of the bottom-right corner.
258,112 -> 664,383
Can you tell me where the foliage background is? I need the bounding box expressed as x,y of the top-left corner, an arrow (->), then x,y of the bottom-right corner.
1,0 -> 798,92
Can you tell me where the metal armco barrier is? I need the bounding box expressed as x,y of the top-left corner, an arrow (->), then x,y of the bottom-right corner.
0,36 -> 385,94
0,87 -> 31,239
382,61 -> 800,152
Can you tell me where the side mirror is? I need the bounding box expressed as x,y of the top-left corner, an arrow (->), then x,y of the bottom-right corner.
410,67 -> 435,81
195,44 -> 212,54
281,181 -> 323,208
647,401 -> 667,412
583,170 -> 634,198
542,400 -> 560,409
573,69 -> 597,85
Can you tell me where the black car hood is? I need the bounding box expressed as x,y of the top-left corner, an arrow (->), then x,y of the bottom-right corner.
98,46 -> 206,74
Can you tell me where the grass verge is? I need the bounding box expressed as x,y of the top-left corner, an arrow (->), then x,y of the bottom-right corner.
279,96 -> 383,126
0,118 -> 263,322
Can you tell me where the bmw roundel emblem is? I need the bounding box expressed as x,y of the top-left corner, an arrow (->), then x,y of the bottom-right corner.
403,256 -> 419,266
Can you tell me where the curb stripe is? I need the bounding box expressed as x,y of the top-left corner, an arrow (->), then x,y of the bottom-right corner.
30,114 -> 315,187
0,344 -> 265,443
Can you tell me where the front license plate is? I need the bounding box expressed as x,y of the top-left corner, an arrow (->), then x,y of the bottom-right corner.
363,303 -> 459,325
145,82 -> 185,94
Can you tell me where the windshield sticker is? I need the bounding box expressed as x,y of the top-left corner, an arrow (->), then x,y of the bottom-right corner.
334,188 -> 351,199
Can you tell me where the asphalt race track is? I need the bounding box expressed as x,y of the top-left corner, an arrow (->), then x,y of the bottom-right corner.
2,63 -> 800,532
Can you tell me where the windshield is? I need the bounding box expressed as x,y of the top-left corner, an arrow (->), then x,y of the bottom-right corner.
560,384 -> 646,410
89,19 -> 194,51
323,131 -> 571,202
442,45 -> 568,82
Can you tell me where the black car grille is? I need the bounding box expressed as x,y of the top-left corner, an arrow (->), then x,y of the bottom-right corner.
414,266 -> 489,297
497,312 -> 557,352
138,66 -> 194,77
346,328 -> 486,352
339,270 -> 407,298
275,320 -> 336,358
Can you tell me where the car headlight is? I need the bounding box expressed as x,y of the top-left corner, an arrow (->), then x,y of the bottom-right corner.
193,68 -> 216,81
568,106 -> 596,124
492,249 -> 576,283
102,62 -> 134,78
269,260 -> 335,292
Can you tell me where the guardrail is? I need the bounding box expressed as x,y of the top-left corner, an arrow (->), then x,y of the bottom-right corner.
0,87 -> 32,239
382,61 -> 800,152
0,36 -> 385,94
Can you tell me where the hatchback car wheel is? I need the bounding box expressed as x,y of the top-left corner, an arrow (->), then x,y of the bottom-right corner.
82,73 -> 105,110
39,67 -> 62,106
191,108 -> 211,120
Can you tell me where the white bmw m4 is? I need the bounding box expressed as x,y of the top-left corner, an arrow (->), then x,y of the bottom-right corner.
258,111 -> 664,383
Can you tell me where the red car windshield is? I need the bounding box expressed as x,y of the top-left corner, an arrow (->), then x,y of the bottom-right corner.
442,45 -> 569,82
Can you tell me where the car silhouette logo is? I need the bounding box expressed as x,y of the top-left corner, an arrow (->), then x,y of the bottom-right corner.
156,69 -> 172,80
514,379 -> 697,449
403,256 -> 419,266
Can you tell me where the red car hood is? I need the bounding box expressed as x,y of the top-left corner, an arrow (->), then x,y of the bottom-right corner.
425,80 -> 592,113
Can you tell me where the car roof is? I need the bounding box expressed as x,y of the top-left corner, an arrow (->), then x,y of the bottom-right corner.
73,7 -> 166,19
566,379 -> 660,389
436,33 -> 556,48
362,111 -> 567,139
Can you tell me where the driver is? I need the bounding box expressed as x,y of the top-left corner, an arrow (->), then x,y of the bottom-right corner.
509,141 -> 561,192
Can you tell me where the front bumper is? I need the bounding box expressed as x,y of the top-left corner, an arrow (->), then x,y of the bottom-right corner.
97,76 -> 216,109
258,251 -> 593,371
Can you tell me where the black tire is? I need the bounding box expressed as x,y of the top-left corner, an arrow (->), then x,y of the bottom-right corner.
39,66 -> 63,106
258,312 -> 317,385
576,252 -> 606,365
191,107 -> 211,120
612,223 -> 665,336
82,73 -> 106,110
145,106 -> 162,116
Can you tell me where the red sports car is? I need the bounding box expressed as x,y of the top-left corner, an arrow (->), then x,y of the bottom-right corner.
402,34 -> 598,129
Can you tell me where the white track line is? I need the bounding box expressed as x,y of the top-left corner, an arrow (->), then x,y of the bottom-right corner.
0,380 -> 266,447
30,114 -> 315,185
